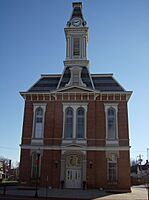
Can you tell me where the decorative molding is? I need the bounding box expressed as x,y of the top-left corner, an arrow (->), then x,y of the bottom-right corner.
106,151 -> 119,159
66,66 -> 86,87
20,144 -> 130,151
64,60 -> 89,67
20,91 -> 132,102
64,27 -> 88,34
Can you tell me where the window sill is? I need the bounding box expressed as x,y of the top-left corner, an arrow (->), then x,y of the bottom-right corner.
107,181 -> 118,185
106,140 -> 119,145
31,138 -> 43,144
62,138 -> 87,145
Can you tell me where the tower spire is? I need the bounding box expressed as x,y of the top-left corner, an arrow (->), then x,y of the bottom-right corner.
64,2 -> 89,68
67,2 -> 86,27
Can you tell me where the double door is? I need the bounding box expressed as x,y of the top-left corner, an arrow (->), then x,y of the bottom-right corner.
65,168 -> 81,188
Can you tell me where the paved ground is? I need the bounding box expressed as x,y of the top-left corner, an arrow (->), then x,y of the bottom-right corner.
0,185 -> 148,200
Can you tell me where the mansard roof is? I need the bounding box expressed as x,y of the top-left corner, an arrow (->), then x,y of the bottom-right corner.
92,75 -> 125,92
57,67 -> 93,90
71,2 -> 84,20
28,75 -> 60,92
66,2 -> 87,27
27,72 -> 125,93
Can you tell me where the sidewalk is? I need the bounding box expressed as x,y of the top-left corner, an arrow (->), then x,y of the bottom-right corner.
0,185 -> 147,200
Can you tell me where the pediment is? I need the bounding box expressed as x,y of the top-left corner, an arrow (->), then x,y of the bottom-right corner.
53,85 -> 95,93
64,144 -> 84,148
67,144 -> 81,147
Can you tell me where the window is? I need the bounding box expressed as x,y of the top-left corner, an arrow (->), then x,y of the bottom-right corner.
63,103 -> 87,140
32,104 -> 46,140
76,108 -> 85,138
107,107 -> 116,139
31,152 -> 40,179
73,38 -> 80,56
34,107 -> 43,138
104,104 -> 118,142
107,154 -> 117,182
64,107 -> 73,138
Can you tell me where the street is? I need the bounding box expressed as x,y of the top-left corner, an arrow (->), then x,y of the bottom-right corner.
0,185 -> 147,200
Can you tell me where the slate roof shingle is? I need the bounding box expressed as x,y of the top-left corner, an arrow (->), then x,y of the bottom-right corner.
92,76 -> 124,92
27,72 -> 125,93
28,77 -> 60,92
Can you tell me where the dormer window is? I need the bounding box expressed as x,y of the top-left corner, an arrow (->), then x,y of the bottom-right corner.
73,37 -> 80,56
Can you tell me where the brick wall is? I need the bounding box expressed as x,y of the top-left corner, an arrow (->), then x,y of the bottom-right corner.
20,98 -> 131,190
40,150 -> 61,187
19,149 -> 31,184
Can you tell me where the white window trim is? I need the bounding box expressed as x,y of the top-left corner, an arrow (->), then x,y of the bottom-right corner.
104,103 -> 118,144
31,151 -> 42,178
106,152 -> 118,182
32,103 -> 47,140
62,103 -> 88,140
107,158 -> 117,182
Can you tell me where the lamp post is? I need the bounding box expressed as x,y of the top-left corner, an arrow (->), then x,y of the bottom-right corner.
35,152 -> 40,198
145,180 -> 149,200
145,165 -> 149,200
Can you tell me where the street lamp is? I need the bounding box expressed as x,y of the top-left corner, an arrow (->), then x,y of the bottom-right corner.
145,180 -> 149,200
145,162 -> 149,200
35,152 -> 40,198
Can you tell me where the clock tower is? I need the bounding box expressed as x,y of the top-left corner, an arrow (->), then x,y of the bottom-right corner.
64,2 -> 89,68
20,1 -> 132,191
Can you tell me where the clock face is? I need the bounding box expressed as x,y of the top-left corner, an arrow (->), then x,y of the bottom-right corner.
72,18 -> 81,27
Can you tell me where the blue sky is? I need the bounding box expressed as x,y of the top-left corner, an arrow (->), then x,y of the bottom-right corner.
0,0 -> 149,164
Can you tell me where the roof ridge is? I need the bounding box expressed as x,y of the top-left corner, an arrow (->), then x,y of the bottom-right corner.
91,73 -> 113,77
41,74 -> 61,77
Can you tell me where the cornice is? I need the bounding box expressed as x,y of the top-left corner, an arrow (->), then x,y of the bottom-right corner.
20,144 -> 130,151
41,74 -> 61,78
20,91 -> 132,102
91,74 -> 113,77
64,27 -> 88,33
64,60 -> 89,67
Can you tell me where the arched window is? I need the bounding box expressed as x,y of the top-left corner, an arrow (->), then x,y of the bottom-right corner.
64,107 -> 73,138
107,107 -> 116,139
34,107 -> 43,138
76,107 -> 85,139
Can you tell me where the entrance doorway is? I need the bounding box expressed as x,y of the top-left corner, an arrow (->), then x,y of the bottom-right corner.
65,154 -> 82,188
66,169 -> 81,188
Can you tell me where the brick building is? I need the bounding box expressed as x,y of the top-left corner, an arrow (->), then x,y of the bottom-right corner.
19,2 -> 132,191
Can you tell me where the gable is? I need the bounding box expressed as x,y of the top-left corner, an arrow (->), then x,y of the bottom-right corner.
55,85 -> 95,93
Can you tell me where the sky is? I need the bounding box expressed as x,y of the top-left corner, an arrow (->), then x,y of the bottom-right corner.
0,0 -> 149,164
